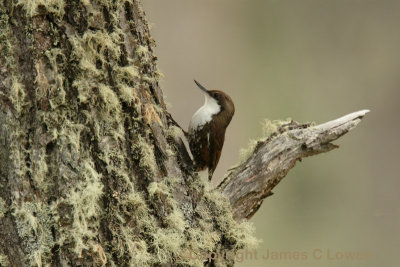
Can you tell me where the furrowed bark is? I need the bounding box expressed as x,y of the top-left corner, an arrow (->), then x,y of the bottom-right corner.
219,110 -> 370,221
0,1 -> 257,266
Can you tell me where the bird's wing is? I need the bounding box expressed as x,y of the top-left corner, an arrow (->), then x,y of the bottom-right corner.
189,123 -> 211,171
208,121 -> 226,180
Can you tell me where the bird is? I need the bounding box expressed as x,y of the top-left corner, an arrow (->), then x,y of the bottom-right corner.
188,80 -> 235,181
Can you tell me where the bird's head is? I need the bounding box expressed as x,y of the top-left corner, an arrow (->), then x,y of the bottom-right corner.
194,80 -> 235,119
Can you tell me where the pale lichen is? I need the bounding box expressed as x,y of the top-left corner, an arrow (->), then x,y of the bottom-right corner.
43,48 -> 66,109
0,197 -> 7,218
109,191 -> 155,266
0,253 -> 10,267
133,135 -> 157,174
12,201 -> 55,266
145,177 -> 259,266
9,78 -> 26,115
17,0 -> 65,17
117,84 -> 136,104
166,125 -> 184,139
56,161 -> 104,256
237,118 -> 293,166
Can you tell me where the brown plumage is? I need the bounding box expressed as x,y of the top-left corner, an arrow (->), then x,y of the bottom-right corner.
188,80 -> 235,181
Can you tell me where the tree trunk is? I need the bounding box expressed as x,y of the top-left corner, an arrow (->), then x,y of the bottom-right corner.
0,1 -> 368,266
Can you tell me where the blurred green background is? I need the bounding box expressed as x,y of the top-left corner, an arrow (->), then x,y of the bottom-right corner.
143,1 -> 399,266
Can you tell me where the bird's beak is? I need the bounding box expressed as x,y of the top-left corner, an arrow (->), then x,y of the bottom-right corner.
194,80 -> 209,95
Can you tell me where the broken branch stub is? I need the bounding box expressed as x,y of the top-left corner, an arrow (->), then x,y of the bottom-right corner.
218,110 -> 370,221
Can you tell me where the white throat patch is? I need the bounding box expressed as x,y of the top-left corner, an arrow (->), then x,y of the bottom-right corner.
189,94 -> 220,131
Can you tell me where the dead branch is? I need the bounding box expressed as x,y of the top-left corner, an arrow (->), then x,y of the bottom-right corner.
219,110 -> 370,220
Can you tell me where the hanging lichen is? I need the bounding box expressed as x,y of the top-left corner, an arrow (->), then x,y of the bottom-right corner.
0,1 -> 258,266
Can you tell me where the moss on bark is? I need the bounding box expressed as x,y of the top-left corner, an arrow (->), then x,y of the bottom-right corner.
0,1 -> 256,266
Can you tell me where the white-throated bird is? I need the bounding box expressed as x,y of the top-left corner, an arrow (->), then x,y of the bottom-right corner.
188,80 -> 235,181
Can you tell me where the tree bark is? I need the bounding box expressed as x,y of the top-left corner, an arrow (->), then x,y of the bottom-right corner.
0,1 -> 368,266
